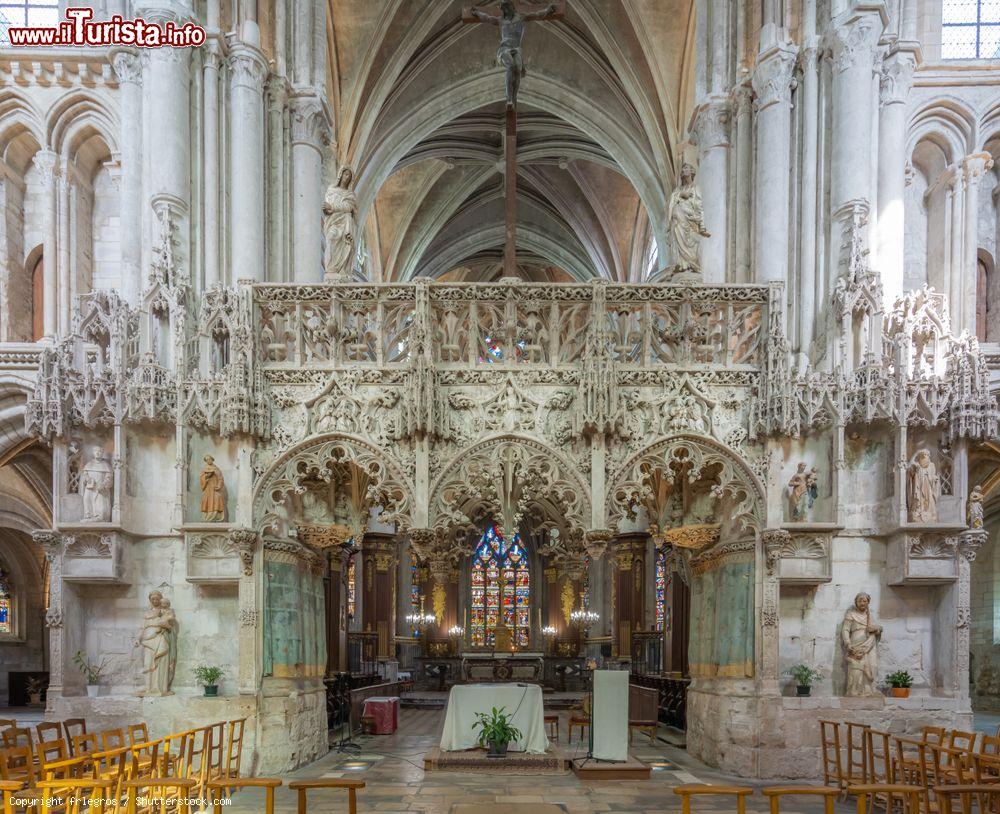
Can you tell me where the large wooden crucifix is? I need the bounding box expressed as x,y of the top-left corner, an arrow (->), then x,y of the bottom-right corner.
463,1 -> 565,277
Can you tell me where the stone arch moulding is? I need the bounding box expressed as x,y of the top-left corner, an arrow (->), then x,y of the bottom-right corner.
252,432 -> 415,535
606,433 -> 765,536
428,433 -> 593,542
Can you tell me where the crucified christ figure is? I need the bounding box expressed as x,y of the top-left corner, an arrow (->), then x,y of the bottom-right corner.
469,1 -> 560,108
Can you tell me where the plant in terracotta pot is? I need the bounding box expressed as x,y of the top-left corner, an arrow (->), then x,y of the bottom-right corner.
193,665 -> 224,697
785,664 -> 823,697
886,670 -> 913,698
472,706 -> 523,758
25,676 -> 47,706
73,650 -> 109,697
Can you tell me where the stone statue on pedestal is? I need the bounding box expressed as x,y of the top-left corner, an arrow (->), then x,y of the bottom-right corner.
199,455 -> 226,522
968,483 -> 985,529
667,162 -> 711,275
137,590 -> 177,697
907,449 -> 940,524
79,446 -> 113,523
787,462 -> 819,521
323,167 -> 357,282
842,592 -> 882,697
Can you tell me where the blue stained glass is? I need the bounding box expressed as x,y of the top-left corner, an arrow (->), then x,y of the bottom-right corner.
470,523 -> 530,647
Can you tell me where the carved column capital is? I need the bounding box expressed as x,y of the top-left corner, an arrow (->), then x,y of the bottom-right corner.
691,99 -> 731,149
761,528 -> 791,570
32,529 -> 67,561
408,528 -> 439,562
229,527 -> 257,576
111,49 -> 142,85
228,45 -> 268,94
830,12 -> 883,74
751,44 -> 797,110
32,150 -> 59,184
583,528 -> 614,560
958,529 -> 988,562
879,51 -> 915,107
289,95 -> 330,151
960,152 -> 995,189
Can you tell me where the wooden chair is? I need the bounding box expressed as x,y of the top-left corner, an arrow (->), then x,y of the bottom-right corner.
128,741 -> 160,782
88,747 -> 129,814
71,733 -> 99,759
761,786 -> 839,814
980,737 -> 1000,758
100,730 -> 126,752
846,722 -> 870,785
208,777 -> 281,812
288,780 -> 365,814
40,755 -> 90,783
543,714 -> 558,741
1,729 -> 31,750
673,784 -> 754,814
0,746 -> 36,788
1,779 -> 23,814
924,727 -> 947,746
973,751 -> 1000,786
849,785 -> 923,814
204,723 -> 224,781
38,741 -> 69,767
62,721 -> 86,752
894,736 -> 931,788
931,742 -> 974,786
865,730 -> 896,812
934,785 -> 1000,814
34,777 -> 113,814
949,732 -> 979,753
820,720 -> 845,792
628,720 -> 657,745
36,724 -> 63,745
568,696 -> 591,744
183,728 -> 211,805
127,726 -> 148,747
124,777 -> 195,814
157,731 -> 189,778
221,720 -> 245,781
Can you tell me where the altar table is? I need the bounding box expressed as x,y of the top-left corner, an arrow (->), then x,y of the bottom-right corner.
362,696 -> 399,735
439,683 -> 549,754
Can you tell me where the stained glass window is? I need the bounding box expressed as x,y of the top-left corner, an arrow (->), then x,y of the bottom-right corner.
0,568 -> 11,636
942,1 -> 1000,59
410,553 -> 420,612
347,557 -> 356,621
655,549 -> 667,632
470,524 -> 530,648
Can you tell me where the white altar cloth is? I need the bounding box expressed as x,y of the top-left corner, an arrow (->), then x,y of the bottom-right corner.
439,683 -> 550,754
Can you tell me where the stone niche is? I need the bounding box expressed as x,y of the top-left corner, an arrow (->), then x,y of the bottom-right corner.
62,529 -> 129,583
184,525 -> 241,583
886,529 -> 961,585
776,526 -> 837,584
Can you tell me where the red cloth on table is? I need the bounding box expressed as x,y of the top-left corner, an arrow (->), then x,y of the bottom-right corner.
362,696 -> 399,735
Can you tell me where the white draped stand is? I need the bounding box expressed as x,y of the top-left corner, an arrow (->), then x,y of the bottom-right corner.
439,683 -> 550,754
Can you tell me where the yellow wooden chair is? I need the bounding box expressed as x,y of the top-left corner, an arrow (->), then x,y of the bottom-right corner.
288,780 -> 365,814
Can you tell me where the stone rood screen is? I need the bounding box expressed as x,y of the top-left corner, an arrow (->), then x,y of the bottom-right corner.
253,281 -> 771,371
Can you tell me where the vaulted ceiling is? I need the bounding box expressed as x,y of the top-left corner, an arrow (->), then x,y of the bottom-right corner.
325,0 -> 697,282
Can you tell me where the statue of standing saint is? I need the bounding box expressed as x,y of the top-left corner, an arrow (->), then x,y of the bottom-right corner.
469,1 -> 559,108
79,446 -> 113,522
667,162 -> 711,276
842,592 -> 882,697
323,167 -> 357,282
199,455 -> 226,522
969,483 -> 985,529
137,591 -> 176,697
907,449 -> 940,524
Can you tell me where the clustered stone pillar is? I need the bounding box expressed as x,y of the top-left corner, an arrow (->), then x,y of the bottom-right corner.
360,533 -> 398,660
202,41 -> 223,290
31,150 -> 57,338
111,49 -> 143,306
229,45 -> 268,283
751,42 -> 796,286
796,41 -> 819,364
610,533 -> 648,661
33,532 -> 66,704
290,97 -> 327,283
692,99 -> 730,283
325,548 -> 348,673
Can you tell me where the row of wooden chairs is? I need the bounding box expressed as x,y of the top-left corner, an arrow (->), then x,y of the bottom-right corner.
0,776 -> 367,814
820,720 -> 1000,813
674,783 -> 1000,814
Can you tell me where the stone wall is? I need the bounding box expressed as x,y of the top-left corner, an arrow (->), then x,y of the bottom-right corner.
970,516 -> 1000,710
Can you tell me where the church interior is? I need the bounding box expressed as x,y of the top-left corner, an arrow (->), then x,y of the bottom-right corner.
1,0 -> 1000,811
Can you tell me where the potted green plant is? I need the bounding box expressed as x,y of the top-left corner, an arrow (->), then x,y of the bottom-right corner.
193,665 -> 224,697
886,670 -> 913,698
25,676 -> 47,706
784,664 -> 823,696
74,651 -> 109,697
472,706 -> 523,758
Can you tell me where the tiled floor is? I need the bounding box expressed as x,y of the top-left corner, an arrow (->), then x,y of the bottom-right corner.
226,709 -> 852,814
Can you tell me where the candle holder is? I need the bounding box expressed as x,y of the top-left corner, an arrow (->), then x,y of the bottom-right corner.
542,625 -> 557,655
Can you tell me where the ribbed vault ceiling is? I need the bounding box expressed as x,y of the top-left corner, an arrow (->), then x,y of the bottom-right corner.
326,0 -> 696,282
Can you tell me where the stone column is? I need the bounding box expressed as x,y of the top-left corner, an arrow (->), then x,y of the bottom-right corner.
290,96 -> 327,283
33,532 -> 66,704
691,99 -> 730,283
760,530 -> 787,686
797,43 -> 820,364
958,154 -> 995,333
731,83 -> 753,284
202,41 -> 222,290
228,45 -> 268,283
111,50 -> 143,306
57,162 -> 71,336
360,533 -> 398,661
751,43 -> 796,285
829,10 -> 884,270
231,528 -> 258,695
876,48 -> 916,306
33,150 -> 58,338
610,533 -> 648,662
954,531 -> 986,697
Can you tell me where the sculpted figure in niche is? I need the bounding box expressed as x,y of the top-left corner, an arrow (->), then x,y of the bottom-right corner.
137,591 -> 177,697
79,446 -> 113,523
787,463 -> 818,521
323,167 -> 356,282
968,484 -> 985,530
842,592 -> 882,697
667,162 -> 711,275
907,449 -> 940,524
199,455 -> 226,522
